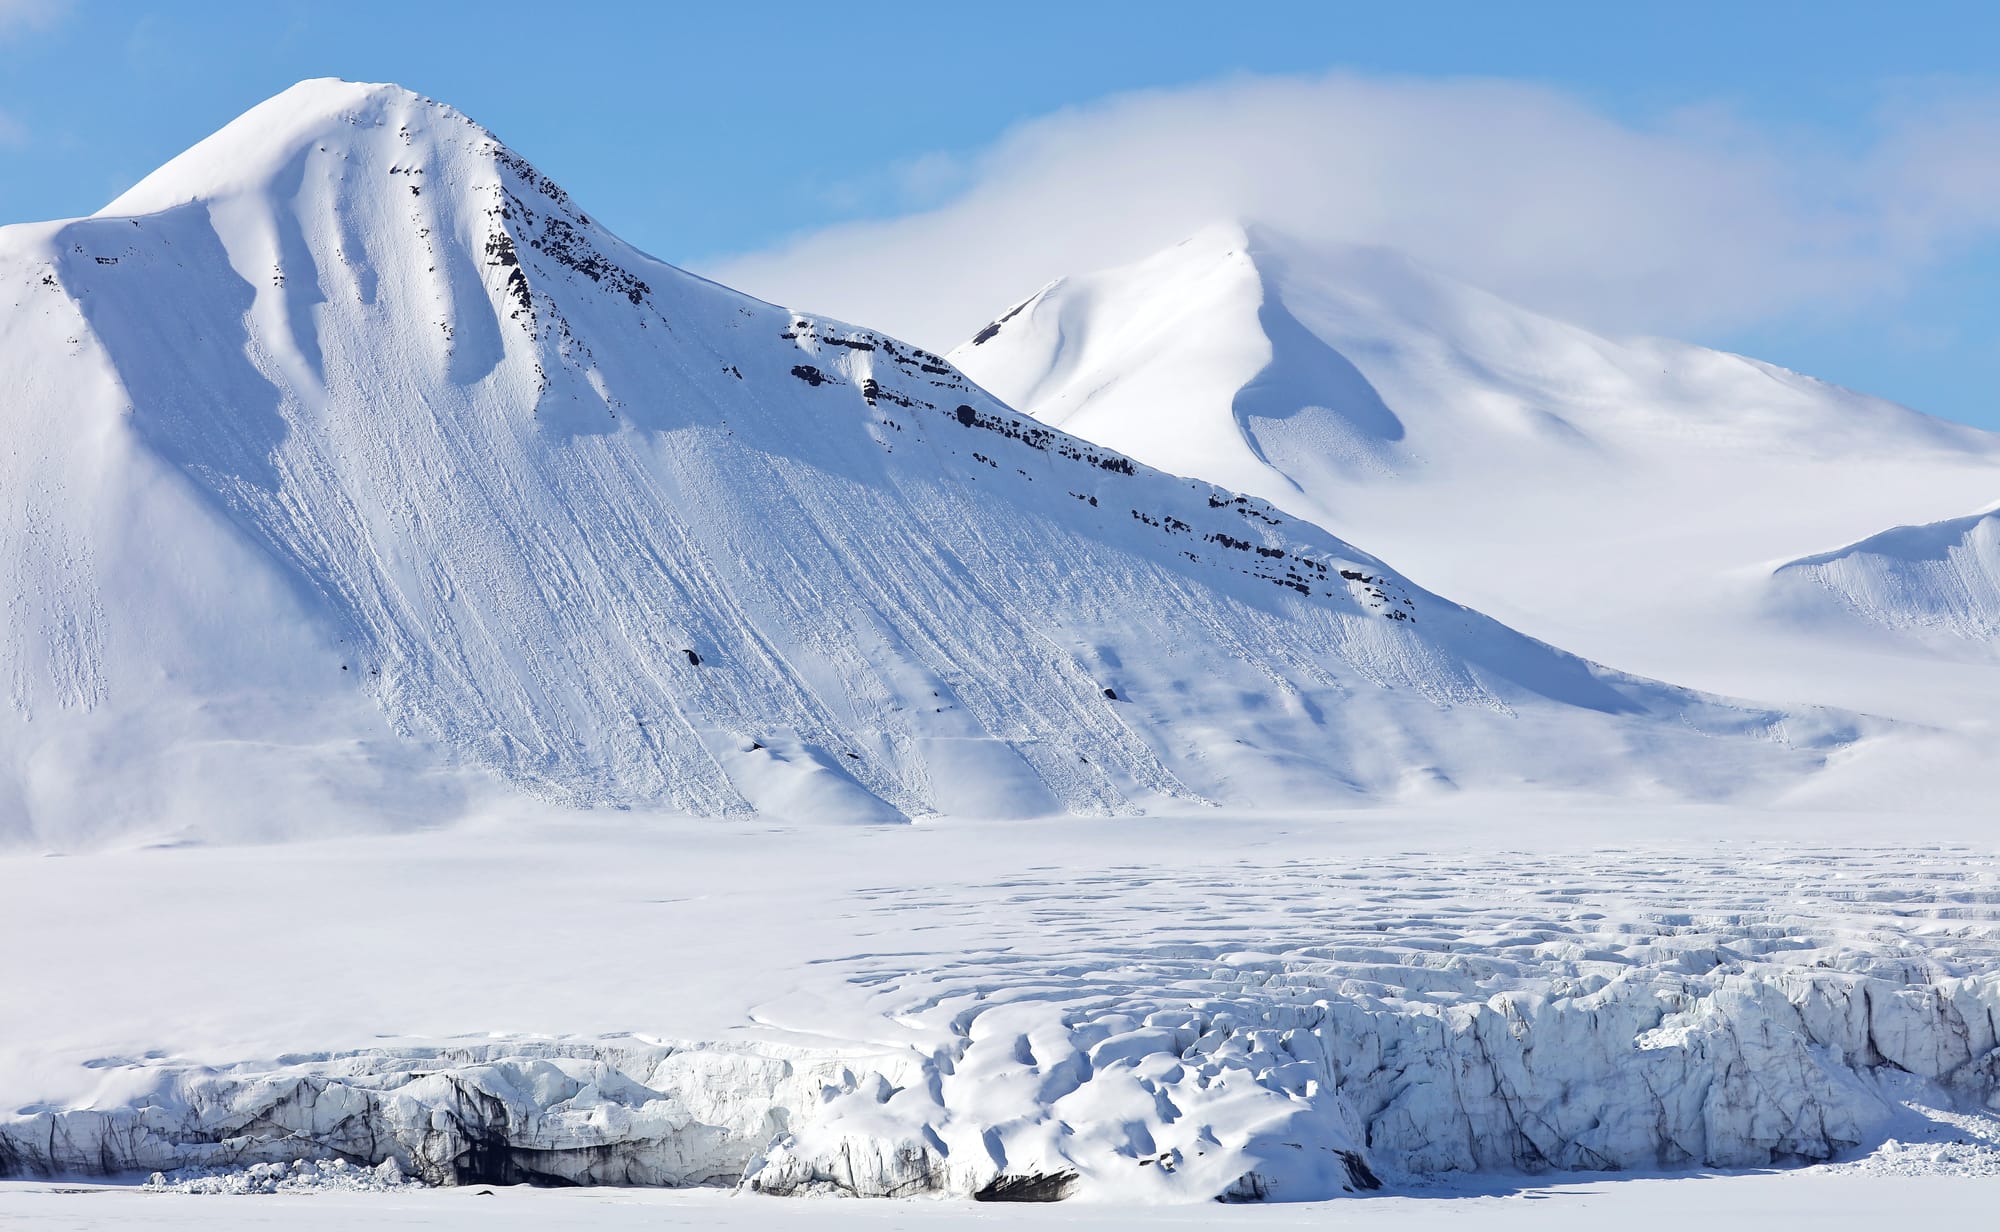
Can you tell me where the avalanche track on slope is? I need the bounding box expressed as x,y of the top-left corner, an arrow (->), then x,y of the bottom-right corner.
0,81 -> 1854,844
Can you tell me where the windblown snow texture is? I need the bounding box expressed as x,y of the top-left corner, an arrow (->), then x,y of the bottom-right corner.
0,81 -> 1851,845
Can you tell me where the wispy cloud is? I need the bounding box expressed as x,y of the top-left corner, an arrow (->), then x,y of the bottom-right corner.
0,110 -> 25,148
705,72 -> 2000,352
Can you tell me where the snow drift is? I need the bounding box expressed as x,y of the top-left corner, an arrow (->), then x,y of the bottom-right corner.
0,82 -> 1855,845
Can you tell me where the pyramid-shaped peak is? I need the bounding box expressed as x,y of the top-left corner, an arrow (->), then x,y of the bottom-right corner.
99,78 -> 495,218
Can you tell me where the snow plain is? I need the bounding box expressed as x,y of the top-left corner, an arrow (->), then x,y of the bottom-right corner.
4,79 -> 2000,1224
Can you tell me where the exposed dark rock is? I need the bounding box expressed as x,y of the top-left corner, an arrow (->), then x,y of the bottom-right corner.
969,297 -> 1031,347
974,1170 -> 1078,1202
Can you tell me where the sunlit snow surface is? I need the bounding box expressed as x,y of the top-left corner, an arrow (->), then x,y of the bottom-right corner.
1774,506 -> 2000,651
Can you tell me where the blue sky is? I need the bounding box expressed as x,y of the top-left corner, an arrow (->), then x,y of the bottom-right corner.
6,0 -> 2000,428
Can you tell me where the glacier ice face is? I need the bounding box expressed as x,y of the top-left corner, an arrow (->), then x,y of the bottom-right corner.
9,847 -> 2000,1203
0,1041 -> 872,1188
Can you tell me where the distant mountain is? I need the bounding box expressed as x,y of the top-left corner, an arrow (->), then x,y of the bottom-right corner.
0,84 -> 1853,844
1772,505 -> 2000,652
952,223 -> 2000,723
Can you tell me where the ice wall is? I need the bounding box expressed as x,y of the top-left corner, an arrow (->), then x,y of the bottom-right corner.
6,964 -> 1997,1202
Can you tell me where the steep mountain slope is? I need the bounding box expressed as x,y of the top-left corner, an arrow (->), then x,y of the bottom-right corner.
1772,505 -> 2000,652
951,223 -> 2000,729
0,83 -> 1852,846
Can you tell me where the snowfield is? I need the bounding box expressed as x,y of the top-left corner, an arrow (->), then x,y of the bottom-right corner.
5,1173 -> 1998,1231
5,1172 -> 2000,1231
4,78 -> 2000,1222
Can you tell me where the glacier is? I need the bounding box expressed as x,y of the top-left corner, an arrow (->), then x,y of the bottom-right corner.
7,839 -> 2000,1203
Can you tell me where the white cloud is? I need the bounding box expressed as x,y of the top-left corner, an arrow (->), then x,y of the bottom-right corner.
703,72 -> 2000,352
0,110 -> 24,147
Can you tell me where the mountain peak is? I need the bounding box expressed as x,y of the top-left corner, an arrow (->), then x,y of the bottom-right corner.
949,218 -> 1414,502
98,78 -> 487,217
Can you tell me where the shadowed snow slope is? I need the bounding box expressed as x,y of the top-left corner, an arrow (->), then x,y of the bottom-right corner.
951,224 -> 2000,739
1772,505 -> 2000,652
0,84 -> 1856,845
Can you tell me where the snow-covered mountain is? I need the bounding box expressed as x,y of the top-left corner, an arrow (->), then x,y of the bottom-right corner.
951,223 -> 2000,731
0,82 -> 1856,846
1772,504 -> 2000,652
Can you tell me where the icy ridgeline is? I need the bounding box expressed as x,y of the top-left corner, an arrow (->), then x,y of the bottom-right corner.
1,80 -> 1863,846
8,848 -> 2000,1202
